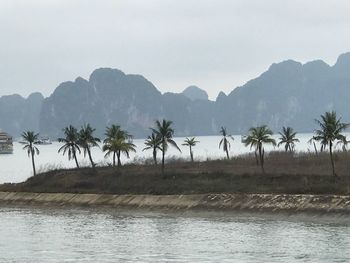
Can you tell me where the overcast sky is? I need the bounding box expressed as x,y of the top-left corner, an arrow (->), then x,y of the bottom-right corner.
1,0 -> 350,99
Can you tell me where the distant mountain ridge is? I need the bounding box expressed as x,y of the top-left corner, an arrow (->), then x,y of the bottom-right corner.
2,52 -> 350,138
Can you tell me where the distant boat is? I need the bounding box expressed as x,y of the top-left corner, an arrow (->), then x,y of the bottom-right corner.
0,131 -> 14,154
35,136 -> 52,145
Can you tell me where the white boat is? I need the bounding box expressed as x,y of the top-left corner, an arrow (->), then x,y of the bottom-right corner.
0,131 -> 13,154
35,136 -> 52,145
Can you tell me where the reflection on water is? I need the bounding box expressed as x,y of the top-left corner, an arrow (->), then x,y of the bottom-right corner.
0,206 -> 349,262
0,133 -> 328,183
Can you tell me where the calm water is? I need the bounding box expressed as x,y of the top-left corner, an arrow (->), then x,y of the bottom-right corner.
0,133 -> 333,183
0,206 -> 349,262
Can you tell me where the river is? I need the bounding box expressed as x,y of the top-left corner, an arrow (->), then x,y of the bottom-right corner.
0,206 -> 349,262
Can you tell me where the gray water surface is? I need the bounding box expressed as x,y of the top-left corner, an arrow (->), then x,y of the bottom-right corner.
1,206 -> 349,262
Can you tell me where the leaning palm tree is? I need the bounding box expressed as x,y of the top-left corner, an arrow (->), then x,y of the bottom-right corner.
58,125 -> 81,168
242,125 -> 276,173
219,127 -> 234,159
278,126 -> 299,153
78,124 -> 100,167
182,137 -> 199,162
143,132 -> 162,165
103,125 -> 132,167
312,111 -> 349,177
21,131 -> 40,176
151,119 -> 181,173
103,137 -> 136,167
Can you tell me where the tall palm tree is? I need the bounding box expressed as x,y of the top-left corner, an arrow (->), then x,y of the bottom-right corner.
78,124 -> 100,167
312,111 -> 349,177
143,132 -> 162,165
103,137 -> 136,167
219,127 -> 234,159
278,126 -> 299,153
21,131 -> 40,176
103,125 -> 132,167
242,125 -> 276,173
182,137 -> 199,162
58,125 -> 81,168
151,119 -> 181,173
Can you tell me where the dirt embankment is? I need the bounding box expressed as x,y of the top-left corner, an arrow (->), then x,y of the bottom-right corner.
0,192 -> 350,213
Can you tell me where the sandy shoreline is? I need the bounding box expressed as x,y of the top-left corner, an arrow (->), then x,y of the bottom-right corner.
0,191 -> 350,213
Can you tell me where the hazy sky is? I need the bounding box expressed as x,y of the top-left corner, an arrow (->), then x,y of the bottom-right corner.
2,0 -> 350,99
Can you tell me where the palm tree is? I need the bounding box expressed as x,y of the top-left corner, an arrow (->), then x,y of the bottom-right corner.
103,137 -> 136,167
219,127 -> 234,159
151,119 -> 181,173
21,131 -> 40,176
182,137 -> 199,162
143,132 -> 162,165
337,136 -> 350,152
242,125 -> 276,173
78,124 -> 100,167
312,111 -> 349,177
58,125 -> 81,168
278,126 -> 299,153
103,125 -> 133,167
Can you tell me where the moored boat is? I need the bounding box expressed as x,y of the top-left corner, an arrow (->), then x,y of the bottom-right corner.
35,136 -> 52,145
0,131 -> 14,154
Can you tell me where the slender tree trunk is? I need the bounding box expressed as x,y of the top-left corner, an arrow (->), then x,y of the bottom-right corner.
329,141 -> 336,177
259,145 -> 264,173
313,142 -> 318,155
225,148 -> 229,160
162,150 -> 165,174
254,150 -> 259,166
117,150 -> 121,167
190,146 -> 193,162
31,149 -> 36,176
73,149 -> 80,169
87,147 -> 95,167
113,151 -> 116,167
153,148 -> 157,165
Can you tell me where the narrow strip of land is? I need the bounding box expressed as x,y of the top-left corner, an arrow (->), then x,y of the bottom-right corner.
1,192 -> 350,213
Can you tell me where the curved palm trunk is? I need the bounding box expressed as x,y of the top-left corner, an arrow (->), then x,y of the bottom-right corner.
31,149 -> 36,176
313,142 -> 318,155
329,141 -> 336,177
225,147 -> 229,160
153,148 -> 157,165
87,147 -> 95,167
117,150 -> 121,167
73,149 -> 80,169
190,146 -> 194,162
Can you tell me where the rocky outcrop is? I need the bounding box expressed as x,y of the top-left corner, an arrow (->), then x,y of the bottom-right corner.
182,85 -> 209,101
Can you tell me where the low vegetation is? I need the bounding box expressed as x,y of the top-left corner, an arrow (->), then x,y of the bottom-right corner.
14,110 -> 350,196
2,151 -> 350,195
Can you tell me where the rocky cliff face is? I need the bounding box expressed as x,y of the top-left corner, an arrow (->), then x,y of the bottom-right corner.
216,53 -> 350,134
39,68 -> 216,138
0,92 -> 44,136
3,52 -> 350,138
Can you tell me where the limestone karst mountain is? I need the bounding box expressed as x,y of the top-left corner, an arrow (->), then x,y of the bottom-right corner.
2,52 -> 350,138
